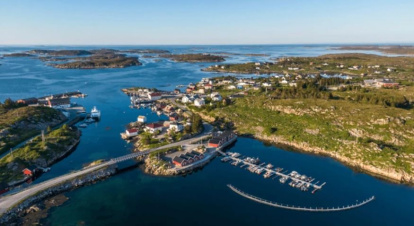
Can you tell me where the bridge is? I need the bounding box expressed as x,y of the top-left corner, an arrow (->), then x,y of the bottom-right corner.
0,124 -> 213,217
228,184 -> 375,212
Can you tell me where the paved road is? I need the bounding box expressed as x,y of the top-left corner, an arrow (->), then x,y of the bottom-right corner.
0,123 -> 213,217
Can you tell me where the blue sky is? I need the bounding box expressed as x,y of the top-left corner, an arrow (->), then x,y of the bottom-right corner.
0,0 -> 413,45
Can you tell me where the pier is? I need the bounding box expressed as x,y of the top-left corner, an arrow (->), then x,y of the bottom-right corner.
228,184 -> 375,212
218,150 -> 326,192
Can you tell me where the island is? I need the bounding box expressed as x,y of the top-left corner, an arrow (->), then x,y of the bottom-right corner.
27,50 -> 92,56
2,53 -> 34,57
51,53 -> 142,69
160,53 -> 225,62
333,45 -> 414,55
121,49 -> 170,54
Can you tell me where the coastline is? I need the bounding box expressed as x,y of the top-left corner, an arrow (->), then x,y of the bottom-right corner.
194,111 -> 414,186
250,133 -> 412,185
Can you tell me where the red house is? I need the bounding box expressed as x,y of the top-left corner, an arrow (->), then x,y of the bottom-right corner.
22,168 -> 34,176
172,156 -> 188,167
208,131 -> 236,148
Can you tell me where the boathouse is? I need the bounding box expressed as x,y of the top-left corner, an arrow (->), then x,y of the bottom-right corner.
172,156 -> 188,167
208,131 -> 236,148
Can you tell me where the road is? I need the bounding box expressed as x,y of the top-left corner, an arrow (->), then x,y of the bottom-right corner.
0,123 -> 213,217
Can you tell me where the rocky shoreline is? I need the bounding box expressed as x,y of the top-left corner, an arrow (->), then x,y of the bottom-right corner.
0,165 -> 117,225
194,111 -> 414,185
251,133 -> 414,185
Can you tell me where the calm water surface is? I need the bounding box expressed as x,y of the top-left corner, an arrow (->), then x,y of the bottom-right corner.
0,45 -> 413,226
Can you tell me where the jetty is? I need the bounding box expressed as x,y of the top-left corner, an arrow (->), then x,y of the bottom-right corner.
227,184 -> 375,212
218,150 -> 325,192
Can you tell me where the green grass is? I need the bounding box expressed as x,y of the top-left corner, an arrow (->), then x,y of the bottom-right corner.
0,125 -> 79,184
203,92 -> 414,175
0,106 -> 65,155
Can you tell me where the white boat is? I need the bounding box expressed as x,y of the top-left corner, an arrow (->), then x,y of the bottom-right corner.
85,118 -> 95,123
91,106 -> 101,119
79,123 -> 88,128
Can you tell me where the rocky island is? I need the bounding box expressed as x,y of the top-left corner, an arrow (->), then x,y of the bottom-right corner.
160,53 -> 225,62
52,53 -> 141,69
2,53 -> 34,57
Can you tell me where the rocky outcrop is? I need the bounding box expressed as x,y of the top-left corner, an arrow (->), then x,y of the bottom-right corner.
252,133 -> 414,184
0,166 -> 117,225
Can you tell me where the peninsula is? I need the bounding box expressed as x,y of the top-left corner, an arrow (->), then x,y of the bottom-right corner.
178,72 -> 414,184
203,53 -> 414,80
334,45 -> 414,55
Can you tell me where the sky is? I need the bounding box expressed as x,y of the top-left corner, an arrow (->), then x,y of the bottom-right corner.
0,0 -> 413,45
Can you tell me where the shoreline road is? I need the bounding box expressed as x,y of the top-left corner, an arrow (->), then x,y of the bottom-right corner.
0,123 -> 213,217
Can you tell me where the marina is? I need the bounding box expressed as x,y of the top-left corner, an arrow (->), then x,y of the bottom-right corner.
219,150 -> 326,193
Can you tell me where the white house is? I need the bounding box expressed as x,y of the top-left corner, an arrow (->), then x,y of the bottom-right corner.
182,95 -> 191,103
255,62 -> 261,66
194,98 -> 205,107
137,115 -> 147,123
227,85 -> 236,90
145,122 -> 164,133
126,128 -> 138,137
262,82 -> 272,87
148,92 -> 162,101
210,92 -> 222,101
169,123 -> 184,132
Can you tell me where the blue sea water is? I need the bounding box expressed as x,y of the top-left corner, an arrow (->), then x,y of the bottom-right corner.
0,45 -> 413,226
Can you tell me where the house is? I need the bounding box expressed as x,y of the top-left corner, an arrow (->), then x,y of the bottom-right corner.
17,97 -> 38,105
22,166 -> 38,176
172,156 -> 188,167
22,168 -> 34,176
137,116 -> 147,123
182,95 -> 191,103
169,113 -> 179,121
47,97 -> 71,109
164,105 -> 175,113
145,122 -> 164,133
322,63 -> 329,66
194,98 -> 205,107
169,122 -> 184,132
173,89 -> 180,94
210,92 -> 222,101
204,84 -> 213,90
255,62 -> 261,66
186,87 -> 194,93
126,128 -> 138,137
208,131 -> 236,148
262,82 -> 272,87
148,92 -> 162,101
227,85 -> 236,90
180,154 -> 194,164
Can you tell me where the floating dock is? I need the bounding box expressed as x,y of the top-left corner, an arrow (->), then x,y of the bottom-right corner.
218,150 -> 326,192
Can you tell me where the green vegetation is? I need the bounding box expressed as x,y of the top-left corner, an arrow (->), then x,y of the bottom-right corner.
53,54 -> 141,69
160,53 -> 225,62
191,76 -> 414,181
0,125 -> 80,183
204,53 -> 414,80
0,100 -> 66,155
